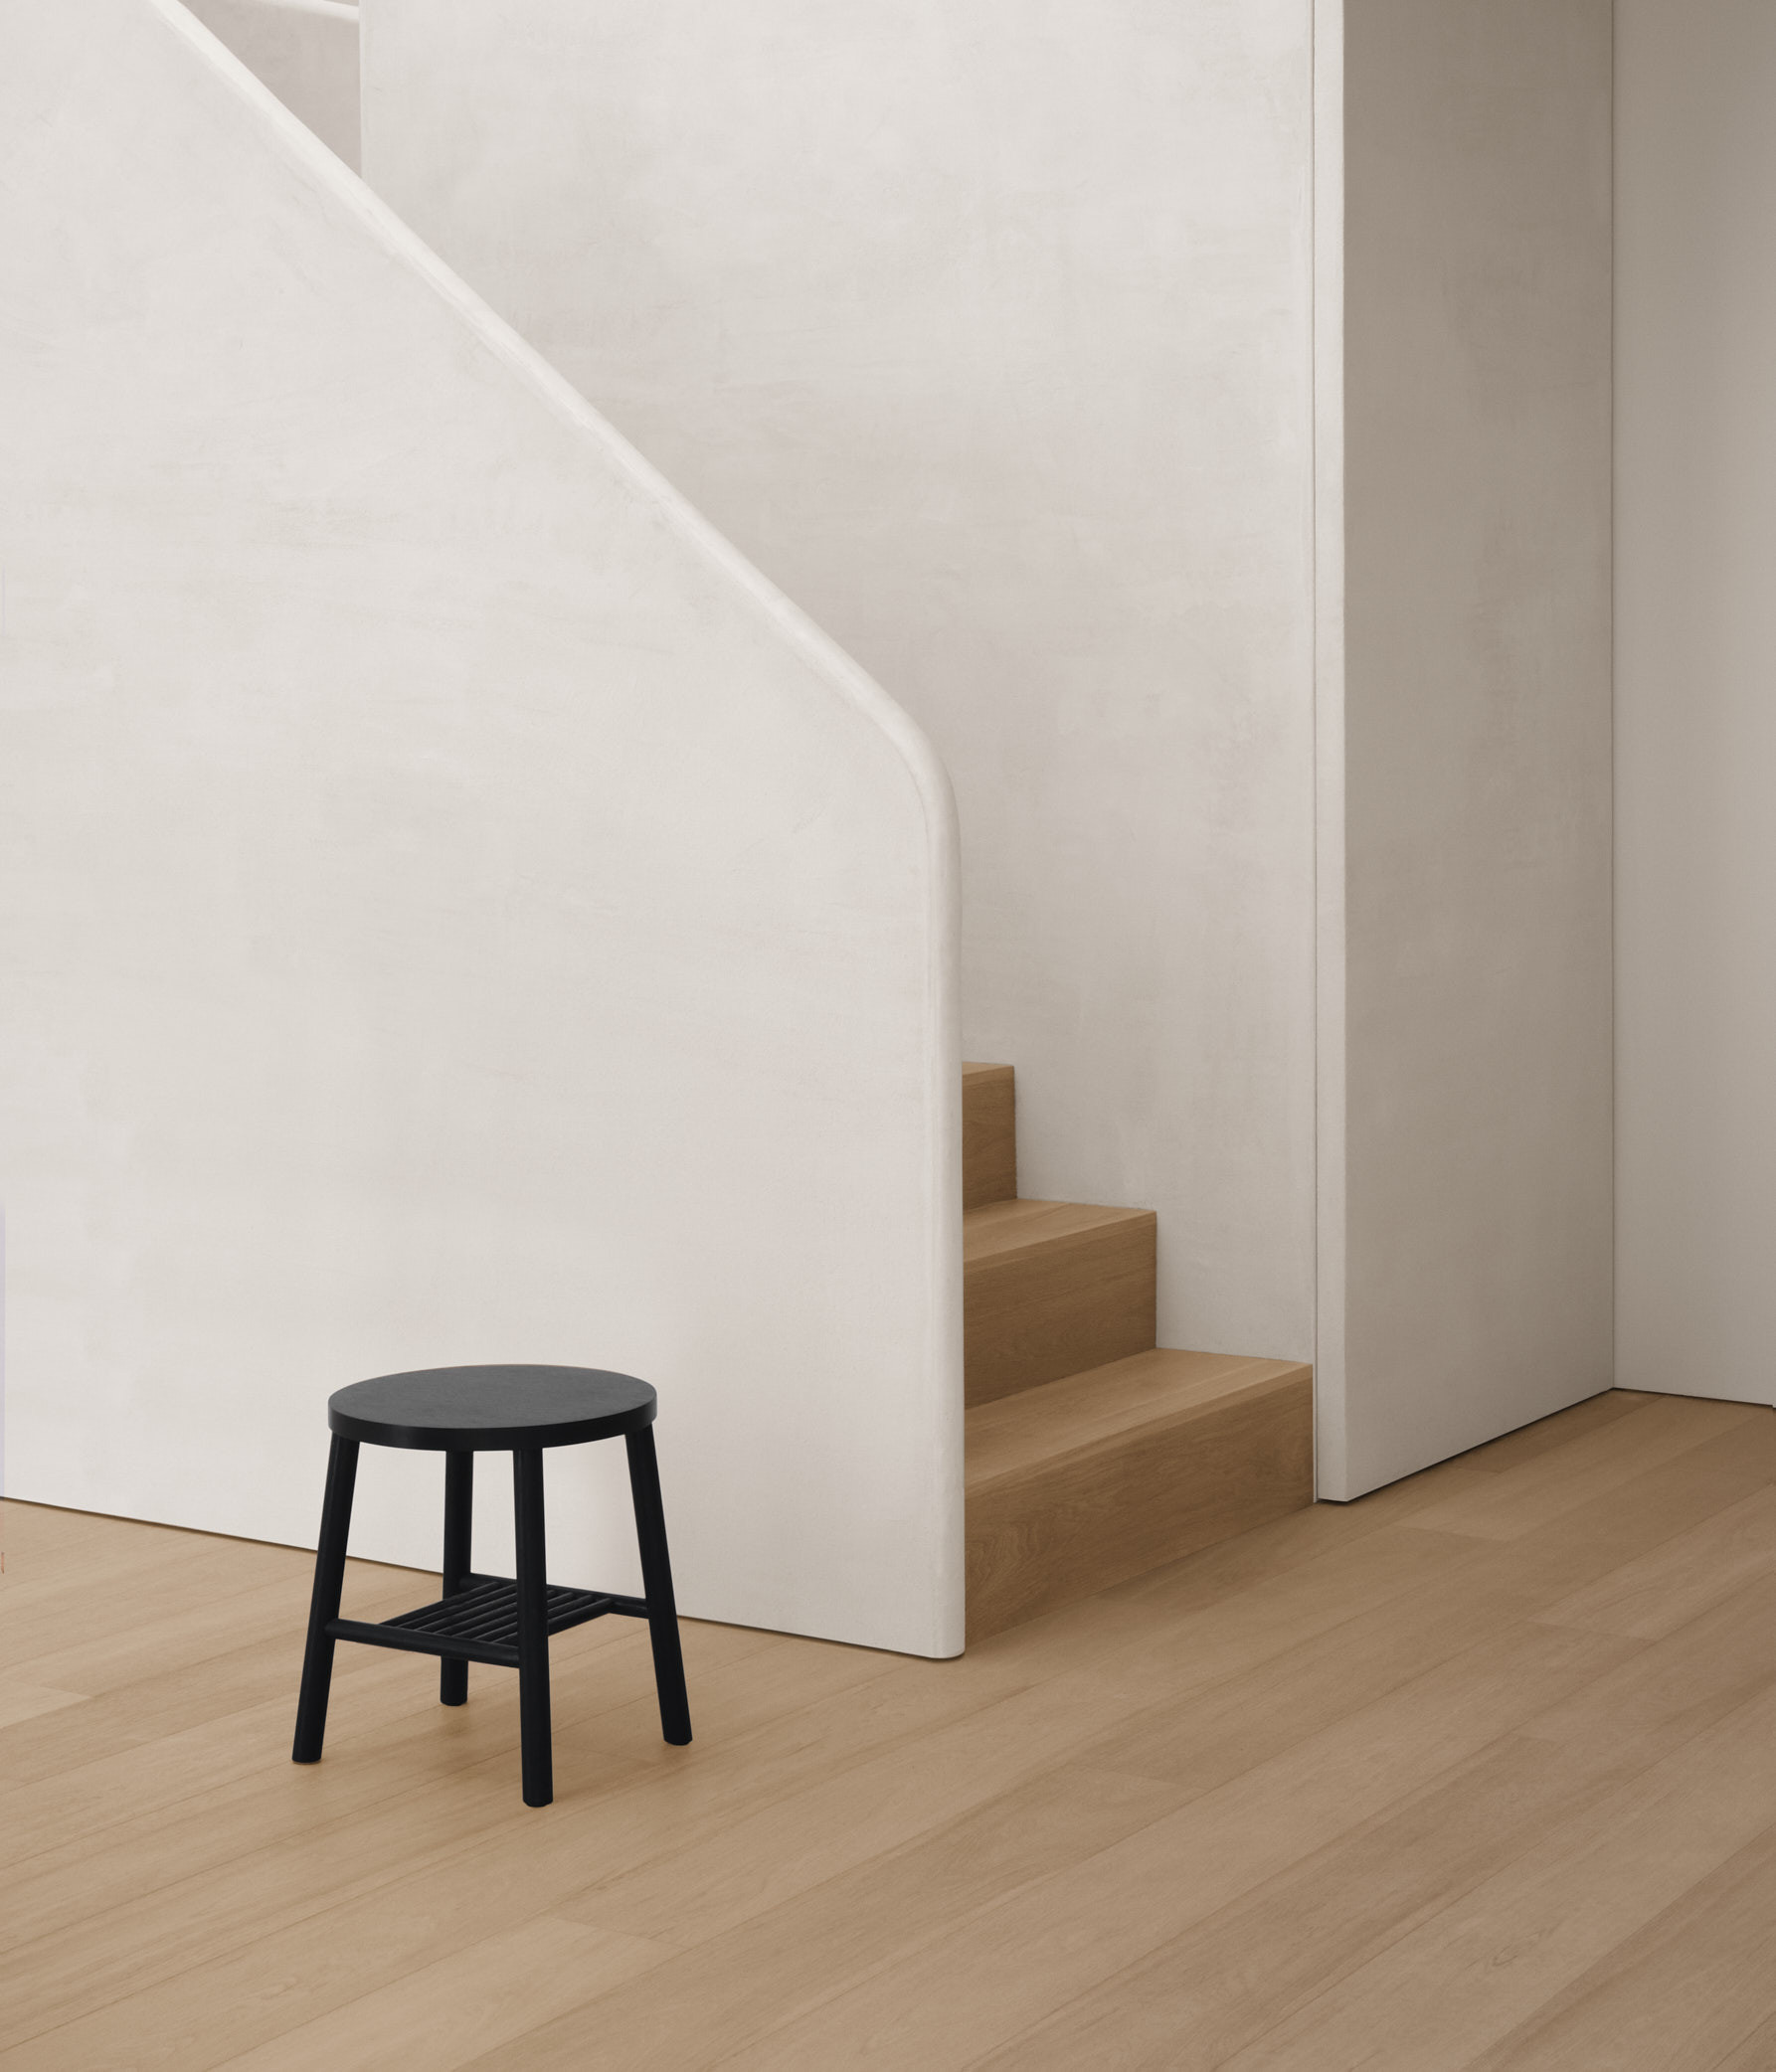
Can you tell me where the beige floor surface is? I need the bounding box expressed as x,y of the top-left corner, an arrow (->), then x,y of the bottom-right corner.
1,1386 -> 1772,2069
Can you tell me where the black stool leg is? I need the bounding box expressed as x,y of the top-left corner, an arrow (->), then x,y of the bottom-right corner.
625,1425 -> 691,1746
292,1434 -> 359,1764
512,1448 -> 553,1808
441,1452 -> 473,1706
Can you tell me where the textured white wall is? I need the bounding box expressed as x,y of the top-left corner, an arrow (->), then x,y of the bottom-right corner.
1323,0 -> 1615,1495
1616,0 -> 1776,1408
361,0 -> 1321,1368
0,0 -> 963,1655
180,0 -> 361,170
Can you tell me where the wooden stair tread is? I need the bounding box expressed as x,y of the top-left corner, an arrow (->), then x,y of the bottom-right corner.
964,1197 -> 1152,1266
967,1348 -> 1312,1487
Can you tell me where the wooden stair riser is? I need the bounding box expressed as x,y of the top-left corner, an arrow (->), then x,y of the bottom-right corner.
967,1362 -> 1314,1641
964,1208 -> 1155,1406
962,1062 -> 1016,1208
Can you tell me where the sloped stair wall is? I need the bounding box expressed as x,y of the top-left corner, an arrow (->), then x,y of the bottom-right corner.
0,0 -> 964,1656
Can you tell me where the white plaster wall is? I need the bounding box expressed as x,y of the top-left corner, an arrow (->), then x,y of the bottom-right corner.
179,0 -> 361,170
361,0 -> 1321,1367
1324,0 -> 1615,1495
1615,0 -> 1776,1408
0,0 -> 963,1656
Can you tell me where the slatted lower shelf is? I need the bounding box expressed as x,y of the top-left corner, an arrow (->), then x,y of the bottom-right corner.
327,1573 -> 648,1668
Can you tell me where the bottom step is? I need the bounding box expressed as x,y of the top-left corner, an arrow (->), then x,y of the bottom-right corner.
965,1348 -> 1314,1641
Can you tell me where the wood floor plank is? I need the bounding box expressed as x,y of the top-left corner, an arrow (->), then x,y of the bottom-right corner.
1454,1388 -> 1659,1473
968,1731 -> 1656,2072
0,1682 -> 87,1731
1403,1394 -> 1763,1541
2,1395 -> 1766,2072
0,1530 -> 276,1658
963,1521 -> 1504,1795
1101,1394 -> 1760,1639
9,1567 -> 359,1697
0,1596 -> 433,1872
0,1867 -> 655,2072
1520,1573 -> 1776,1761
460,1768 -> 1189,2072
701,1621 -> 1640,2069
1,1625 -> 1037,2068
1,1527 -> 1485,2056
3,1610 -> 1119,2060
0,1567 -> 425,1791
1401,1430 -> 1776,1614
1461,1820 -> 1776,2072
1534,1482 -> 1776,1639
0,1624 -> 860,2053
1076,1563 -> 1543,1795
1211,1679 -> 1776,2072
1093,1509 -> 1493,1659
984,1589 -> 1776,2070
0,1613 -> 751,1898
1709,2011 -> 1776,2071
557,1642 -> 1209,1948
193,1917 -> 666,2072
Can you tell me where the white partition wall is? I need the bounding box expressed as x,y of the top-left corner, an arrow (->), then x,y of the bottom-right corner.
1321,0 -> 1615,1494
1616,0 -> 1776,1408
0,0 -> 963,1655
362,0 -> 1323,1374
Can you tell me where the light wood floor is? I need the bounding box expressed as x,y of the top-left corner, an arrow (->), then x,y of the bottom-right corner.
2,1387 -> 1773,2070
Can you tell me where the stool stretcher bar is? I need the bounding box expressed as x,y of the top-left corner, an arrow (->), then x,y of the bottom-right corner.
327,1573 -> 652,1669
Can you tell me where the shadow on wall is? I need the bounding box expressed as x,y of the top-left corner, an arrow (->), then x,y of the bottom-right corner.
180,0 -> 361,171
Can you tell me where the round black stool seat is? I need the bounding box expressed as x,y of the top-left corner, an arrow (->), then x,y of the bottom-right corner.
328,1364 -> 655,1452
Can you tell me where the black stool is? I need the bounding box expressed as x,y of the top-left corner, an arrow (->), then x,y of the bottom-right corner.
291,1363 -> 691,1808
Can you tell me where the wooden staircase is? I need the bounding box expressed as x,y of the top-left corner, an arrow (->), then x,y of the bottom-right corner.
964,1061 -> 1314,1640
